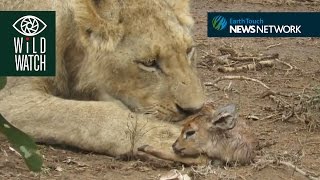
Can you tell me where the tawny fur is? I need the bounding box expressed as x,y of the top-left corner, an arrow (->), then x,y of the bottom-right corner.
0,0 -> 205,157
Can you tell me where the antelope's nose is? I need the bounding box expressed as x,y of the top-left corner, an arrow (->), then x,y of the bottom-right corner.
172,140 -> 185,154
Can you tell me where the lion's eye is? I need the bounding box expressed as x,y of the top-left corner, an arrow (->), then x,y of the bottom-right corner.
186,47 -> 193,54
141,59 -> 157,67
137,58 -> 159,72
184,130 -> 196,139
187,47 -> 195,64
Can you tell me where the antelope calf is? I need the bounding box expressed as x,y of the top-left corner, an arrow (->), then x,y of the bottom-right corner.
138,103 -> 258,165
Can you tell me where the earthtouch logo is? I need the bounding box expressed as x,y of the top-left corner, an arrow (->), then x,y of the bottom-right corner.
212,15 -> 227,31
12,15 -> 47,36
208,12 -> 320,37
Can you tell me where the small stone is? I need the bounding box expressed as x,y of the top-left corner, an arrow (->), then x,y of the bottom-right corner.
55,166 -> 63,172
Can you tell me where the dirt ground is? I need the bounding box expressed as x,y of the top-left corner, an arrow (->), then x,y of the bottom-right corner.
1,0 -> 320,179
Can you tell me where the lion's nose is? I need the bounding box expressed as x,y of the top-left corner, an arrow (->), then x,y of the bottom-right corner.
176,103 -> 203,115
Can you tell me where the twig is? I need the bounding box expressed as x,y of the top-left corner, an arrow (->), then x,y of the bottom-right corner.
218,47 -> 238,56
218,60 -> 274,73
275,59 -> 295,71
200,50 -> 214,59
278,161 -> 319,180
270,109 -> 294,123
260,113 -> 280,121
205,75 -> 270,90
268,95 -> 291,108
215,54 -> 232,65
204,82 -> 220,89
265,43 -> 282,50
228,53 -> 279,62
254,159 -> 319,180
281,109 -> 294,122
261,90 -> 293,98
294,111 -> 306,123
191,165 -> 214,176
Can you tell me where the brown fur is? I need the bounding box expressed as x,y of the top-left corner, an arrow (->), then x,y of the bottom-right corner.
0,0 -> 205,156
139,103 -> 258,165
173,103 -> 258,164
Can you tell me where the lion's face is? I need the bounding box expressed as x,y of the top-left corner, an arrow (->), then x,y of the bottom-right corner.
75,0 -> 205,121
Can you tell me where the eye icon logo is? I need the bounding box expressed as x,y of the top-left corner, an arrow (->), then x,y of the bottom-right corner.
13,15 -> 47,36
212,15 -> 227,31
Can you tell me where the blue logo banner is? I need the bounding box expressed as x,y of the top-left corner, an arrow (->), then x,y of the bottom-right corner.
208,12 -> 320,37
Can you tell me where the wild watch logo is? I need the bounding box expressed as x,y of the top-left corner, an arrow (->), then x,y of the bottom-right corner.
13,15 -> 48,72
13,15 -> 47,36
0,11 -> 55,76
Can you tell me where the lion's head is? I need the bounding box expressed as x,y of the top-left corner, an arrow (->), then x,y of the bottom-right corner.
61,0 -> 205,121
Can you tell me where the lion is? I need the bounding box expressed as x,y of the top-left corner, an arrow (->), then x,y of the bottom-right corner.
0,0 -> 205,157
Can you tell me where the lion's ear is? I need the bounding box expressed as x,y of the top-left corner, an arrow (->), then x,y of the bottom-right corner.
165,0 -> 194,27
72,0 -> 124,51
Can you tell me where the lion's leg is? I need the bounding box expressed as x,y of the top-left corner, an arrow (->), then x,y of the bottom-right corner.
0,79 -> 180,157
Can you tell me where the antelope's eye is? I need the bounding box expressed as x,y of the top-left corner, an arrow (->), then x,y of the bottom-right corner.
185,130 -> 196,139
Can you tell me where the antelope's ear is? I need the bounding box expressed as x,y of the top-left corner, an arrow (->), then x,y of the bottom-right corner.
72,0 -> 124,51
210,104 -> 238,130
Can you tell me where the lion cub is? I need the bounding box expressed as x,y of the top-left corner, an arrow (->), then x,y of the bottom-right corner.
138,103 -> 258,165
